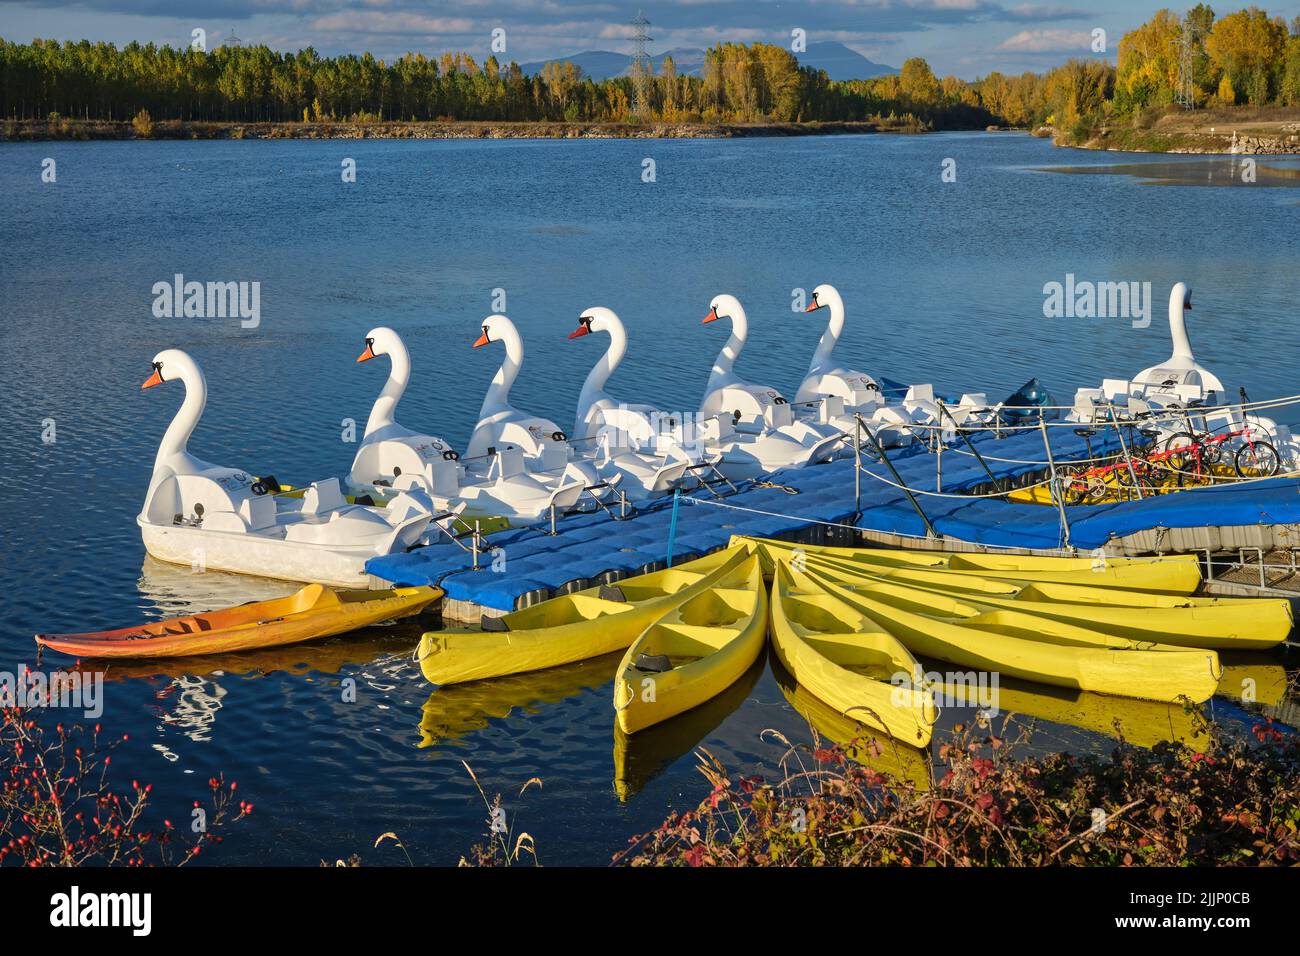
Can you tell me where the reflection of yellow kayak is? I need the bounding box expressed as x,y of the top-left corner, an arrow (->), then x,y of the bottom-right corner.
801,551 -> 1290,651
416,547 -> 748,686
419,653 -> 619,750
613,650 -> 765,802
772,657 -> 931,790
740,536 -> 1202,594
769,563 -> 936,747
1216,655 -> 1289,707
928,670 -> 1205,751
804,565 -> 1221,704
614,554 -> 766,734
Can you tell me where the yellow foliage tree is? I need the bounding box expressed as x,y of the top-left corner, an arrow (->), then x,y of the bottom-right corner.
1217,72 -> 1237,104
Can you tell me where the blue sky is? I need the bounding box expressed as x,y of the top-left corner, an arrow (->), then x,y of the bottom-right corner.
1,1 -> 1297,79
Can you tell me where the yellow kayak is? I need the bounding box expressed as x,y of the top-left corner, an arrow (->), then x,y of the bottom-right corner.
802,565 -> 1221,704
738,536 -> 1202,594
769,563 -> 936,747
772,659 -> 932,789
800,550 -> 1290,651
613,649 -> 765,801
614,553 -> 766,734
36,584 -> 440,659
416,546 -> 747,686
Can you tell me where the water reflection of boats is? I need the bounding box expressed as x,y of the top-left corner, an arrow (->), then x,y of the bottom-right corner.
150,674 -> 228,746
418,653 -> 620,750
771,657 -> 931,790
80,625 -> 419,682
1216,654 -> 1289,708
138,555 -> 300,615
929,669 -> 1205,751
613,650 -> 765,802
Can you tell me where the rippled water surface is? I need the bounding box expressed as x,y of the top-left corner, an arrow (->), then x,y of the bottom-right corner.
0,133 -> 1296,865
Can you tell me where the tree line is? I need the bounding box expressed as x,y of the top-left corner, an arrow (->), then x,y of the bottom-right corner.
3,8 -> 1298,131
0,37 -> 993,127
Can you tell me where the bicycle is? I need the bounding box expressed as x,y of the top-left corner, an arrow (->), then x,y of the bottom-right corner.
1159,392 -> 1280,483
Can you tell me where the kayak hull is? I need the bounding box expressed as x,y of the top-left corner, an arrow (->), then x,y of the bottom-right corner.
614,554 -> 767,734
770,564 -> 936,747
417,547 -> 748,686
36,584 -> 440,659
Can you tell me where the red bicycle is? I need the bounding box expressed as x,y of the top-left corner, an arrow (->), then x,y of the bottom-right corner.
1160,397 -> 1280,483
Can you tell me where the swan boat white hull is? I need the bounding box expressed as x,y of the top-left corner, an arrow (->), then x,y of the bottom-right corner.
138,516 -> 425,588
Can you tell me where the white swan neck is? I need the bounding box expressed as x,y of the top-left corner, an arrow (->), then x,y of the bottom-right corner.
156,362 -> 206,471
708,309 -> 748,392
479,322 -> 523,418
809,293 -> 844,375
577,320 -> 626,428
1169,300 -> 1194,363
366,342 -> 410,436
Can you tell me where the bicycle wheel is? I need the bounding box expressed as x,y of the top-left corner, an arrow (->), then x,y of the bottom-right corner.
1084,473 -> 1110,502
1124,478 -> 1155,501
1199,439 -> 1225,467
1235,441 -> 1280,479
1146,461 -> 1181,492
1161,432 -> 1201,485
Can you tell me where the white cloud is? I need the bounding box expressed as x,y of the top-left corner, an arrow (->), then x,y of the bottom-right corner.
996,28 -> 1092,52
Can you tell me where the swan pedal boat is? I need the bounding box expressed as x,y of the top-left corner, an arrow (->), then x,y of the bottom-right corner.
698,294 -> 849,479
796,283 -> 956,446
349,326 -> 589,525
613,553 -> 766,734
468,314 -> 688,504
795,563 -> 1221,704
35,584 -> 440,659
769,562 -> 937,747
417,546 -> 750,686
568,307 -> 704,498
139,349 -> 435,588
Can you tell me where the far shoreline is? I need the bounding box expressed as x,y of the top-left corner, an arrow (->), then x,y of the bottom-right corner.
2,117 -> 938,142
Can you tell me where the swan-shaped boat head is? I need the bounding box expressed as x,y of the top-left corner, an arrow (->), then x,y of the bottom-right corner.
350,326 -> 459,495
795,283 -> 883,410
1133,282 -> 1225,400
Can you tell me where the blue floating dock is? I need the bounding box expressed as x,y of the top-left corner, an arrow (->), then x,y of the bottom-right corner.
367,426 -> 1300,613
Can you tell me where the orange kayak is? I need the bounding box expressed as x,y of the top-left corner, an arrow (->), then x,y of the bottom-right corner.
35,584 -> 441,659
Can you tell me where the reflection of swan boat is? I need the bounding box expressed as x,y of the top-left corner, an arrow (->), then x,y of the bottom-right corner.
153,673 -> 227,744
771,656 -> 931,790
930,669 -> 1205,751
613,649 -> 765,801
138,349 -> 433,586
418,653 -> 620,750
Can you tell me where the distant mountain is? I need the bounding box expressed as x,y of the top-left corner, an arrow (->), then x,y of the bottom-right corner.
518,41 -> 896,82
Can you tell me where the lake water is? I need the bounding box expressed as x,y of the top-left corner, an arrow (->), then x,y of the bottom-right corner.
1,132 -> 1296,865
